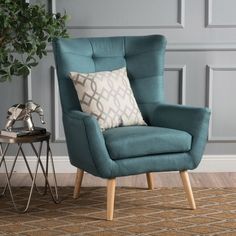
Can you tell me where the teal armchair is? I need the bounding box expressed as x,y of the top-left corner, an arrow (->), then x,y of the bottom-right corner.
53,35 -> 210,220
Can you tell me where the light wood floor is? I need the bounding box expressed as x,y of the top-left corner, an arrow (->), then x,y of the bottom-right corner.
0,172 -> 236,187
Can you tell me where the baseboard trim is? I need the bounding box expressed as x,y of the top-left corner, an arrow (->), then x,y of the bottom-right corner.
0,155 -> 235,173
196,155 -> 236,172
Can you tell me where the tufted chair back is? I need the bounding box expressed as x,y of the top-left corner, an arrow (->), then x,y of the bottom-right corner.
53,35 -> 167,119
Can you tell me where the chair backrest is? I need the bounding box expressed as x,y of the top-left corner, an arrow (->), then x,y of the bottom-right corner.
53,35 -> 167,116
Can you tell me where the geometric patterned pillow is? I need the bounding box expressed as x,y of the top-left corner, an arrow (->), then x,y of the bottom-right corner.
69,67 -> 146,130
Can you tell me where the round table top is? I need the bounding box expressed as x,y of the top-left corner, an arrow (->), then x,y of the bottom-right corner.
0,132 -> 51,144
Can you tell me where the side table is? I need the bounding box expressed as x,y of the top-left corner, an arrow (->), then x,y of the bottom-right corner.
0,132 -> 59,212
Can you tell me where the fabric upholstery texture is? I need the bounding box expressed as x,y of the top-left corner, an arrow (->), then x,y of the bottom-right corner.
53,35 -> 210,179
103,126 -> 192,160
69,67 -> 146,130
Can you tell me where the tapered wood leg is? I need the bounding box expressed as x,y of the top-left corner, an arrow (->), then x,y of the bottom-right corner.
146,172 -> 154,190
73,169 -> 84,199
180,170 -> 196,209
107,178 -> 116,221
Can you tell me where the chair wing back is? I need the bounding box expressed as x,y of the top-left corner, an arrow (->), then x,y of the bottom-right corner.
53,35 -> 167,117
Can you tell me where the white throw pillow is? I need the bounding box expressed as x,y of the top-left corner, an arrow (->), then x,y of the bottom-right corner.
69,67 -> 146,130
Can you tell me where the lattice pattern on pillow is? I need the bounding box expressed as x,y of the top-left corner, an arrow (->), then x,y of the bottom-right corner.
69,67 -> 146,130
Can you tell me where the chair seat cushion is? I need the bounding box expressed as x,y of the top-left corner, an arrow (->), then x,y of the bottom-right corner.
103,126 -> 192,160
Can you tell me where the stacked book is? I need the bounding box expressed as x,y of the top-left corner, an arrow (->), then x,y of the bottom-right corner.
0,127 -> 46,138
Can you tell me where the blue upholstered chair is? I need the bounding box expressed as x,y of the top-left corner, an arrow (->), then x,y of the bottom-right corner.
53,35 -> 210,220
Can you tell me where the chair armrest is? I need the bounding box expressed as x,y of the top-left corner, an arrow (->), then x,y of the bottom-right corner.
150,103 -> 211,168
150,104 -> 210,134
63,110 -> 114,178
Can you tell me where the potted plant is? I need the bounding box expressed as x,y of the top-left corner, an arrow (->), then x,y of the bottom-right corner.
0,0 -> 68,82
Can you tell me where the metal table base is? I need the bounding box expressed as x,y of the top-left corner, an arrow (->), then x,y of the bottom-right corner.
0,133 -> 59,213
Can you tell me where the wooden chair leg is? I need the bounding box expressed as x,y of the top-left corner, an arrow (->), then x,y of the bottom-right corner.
73,168 -> 84,199
146,172 -> 155,190
180,170 -> 196,210
107,178 -> 116,221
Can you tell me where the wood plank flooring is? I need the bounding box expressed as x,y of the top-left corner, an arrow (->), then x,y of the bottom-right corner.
0,172 -> 236,187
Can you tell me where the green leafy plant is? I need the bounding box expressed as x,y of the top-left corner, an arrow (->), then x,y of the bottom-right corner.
0,0 -> 69,82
